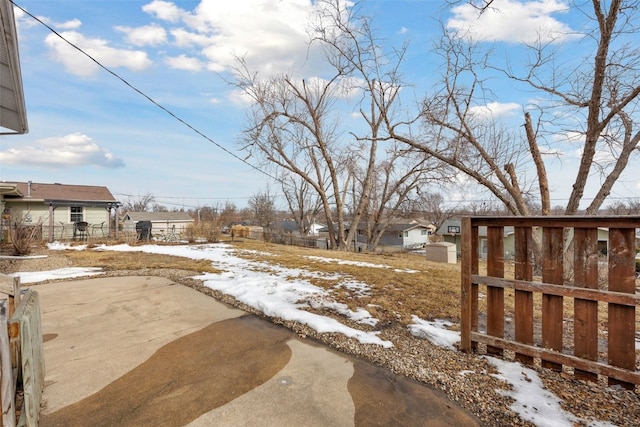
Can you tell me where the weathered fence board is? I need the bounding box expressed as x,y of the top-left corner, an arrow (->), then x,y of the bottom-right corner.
0,302 -> 16,427
573,227 -> 599,382
514,226 -> 533,365
486,226 -> 504,356
10,289 -> 45,426
541,226 -> 564,371
461,216 -> 640,388
607,228 -> 636,388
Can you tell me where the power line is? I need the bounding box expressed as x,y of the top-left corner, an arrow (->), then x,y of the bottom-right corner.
11,0 -> 282,184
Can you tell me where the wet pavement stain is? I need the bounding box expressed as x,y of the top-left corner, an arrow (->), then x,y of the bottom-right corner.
348,360 -> 481,426
42,333 -> 58,343
40,315 -> 292,427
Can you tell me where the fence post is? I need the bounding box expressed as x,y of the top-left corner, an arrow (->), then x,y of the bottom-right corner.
460,217 -> 472,352
541,226 -> 564,371
486,226 -> 504,356
514,226 -> 533,365
573,227 -> 599,382
607,227 -> 636,389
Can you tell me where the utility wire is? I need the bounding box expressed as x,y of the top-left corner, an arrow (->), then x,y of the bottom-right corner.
11,0 -> 282,185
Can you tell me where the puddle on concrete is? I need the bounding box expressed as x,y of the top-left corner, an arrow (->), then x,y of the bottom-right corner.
40,315 -> 292,427
348,360 -> 480,426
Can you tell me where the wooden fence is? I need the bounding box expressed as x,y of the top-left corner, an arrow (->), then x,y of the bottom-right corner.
0,275 -> 45,426
460,216 -> 640,389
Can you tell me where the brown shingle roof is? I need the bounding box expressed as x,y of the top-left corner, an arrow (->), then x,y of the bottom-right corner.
3,181 -> 117,202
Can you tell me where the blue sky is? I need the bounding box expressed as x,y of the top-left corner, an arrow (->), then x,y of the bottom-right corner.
1,0 -> 638,210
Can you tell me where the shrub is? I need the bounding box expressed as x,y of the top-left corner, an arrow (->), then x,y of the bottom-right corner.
9,216 -> 43,256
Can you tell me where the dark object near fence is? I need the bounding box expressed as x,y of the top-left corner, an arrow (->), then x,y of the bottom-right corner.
73,221 -> 89,241
136,221 -> 152,240
460,216 -> 640,389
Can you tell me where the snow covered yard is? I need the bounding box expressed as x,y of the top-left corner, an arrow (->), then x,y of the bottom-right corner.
10,242 -> 639,426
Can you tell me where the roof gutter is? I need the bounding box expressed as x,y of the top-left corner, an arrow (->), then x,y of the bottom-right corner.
0,0 -> 28,134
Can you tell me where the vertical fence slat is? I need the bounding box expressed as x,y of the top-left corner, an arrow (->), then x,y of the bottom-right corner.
514,226 -> 534,365
460,218 -> 472,352
471,225 -> 479,342
607,227 -> 636,389
486,226 -> 504,356
573,227 -> 599,382
541,227 -> 564,371
464,217 -> 640,386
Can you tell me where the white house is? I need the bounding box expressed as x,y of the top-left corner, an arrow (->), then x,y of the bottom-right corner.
402,223 -> 436,249
1,181 -> 119,241
308,220 -> 326,236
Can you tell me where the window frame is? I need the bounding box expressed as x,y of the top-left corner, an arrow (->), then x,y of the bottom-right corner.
70,206 -> 84,223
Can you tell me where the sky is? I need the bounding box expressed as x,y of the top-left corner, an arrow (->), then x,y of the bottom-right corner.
0,0 -> 638,211
13,241 -> 625,426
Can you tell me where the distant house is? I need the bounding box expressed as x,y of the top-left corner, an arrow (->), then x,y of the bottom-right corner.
438,219 -> 613,259
274,219 -> 300,234
273,219 -> 327,237
0,181 -> 119,241
122,211 -> 194,236
401,223 -> 437,249
353,219 -> 436,250
308,220 -> 326,236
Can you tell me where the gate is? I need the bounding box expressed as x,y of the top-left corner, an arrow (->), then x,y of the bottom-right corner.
460,216 -> 639,389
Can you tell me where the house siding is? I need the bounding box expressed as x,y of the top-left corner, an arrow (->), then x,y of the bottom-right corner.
403,227 -> 431,248
1,182 -> 118,241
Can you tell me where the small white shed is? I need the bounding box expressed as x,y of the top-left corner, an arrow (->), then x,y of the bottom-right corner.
122,211 -> 194,235
425,242 -> 457,264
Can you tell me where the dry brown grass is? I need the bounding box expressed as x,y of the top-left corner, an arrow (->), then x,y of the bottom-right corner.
225,240 -> 462,325
54,239 -> 463,327
61,245 -> 221,274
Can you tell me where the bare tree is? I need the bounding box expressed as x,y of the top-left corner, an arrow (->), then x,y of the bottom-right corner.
281,170 -> 324,235
353,147 -> 439,250
389,30 -> 539,216
248,188 -> 277,228
234,0 -> 426,250
405,191 -> 458,230
507,0 -> 640,215
122,193 -> 155,212
607,198 -> 640,215
389,1 -> 640,217
219,201 -> 240,228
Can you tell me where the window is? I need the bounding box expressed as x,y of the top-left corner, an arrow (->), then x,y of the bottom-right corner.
421,229 -> 427,235
70,206 -> 83,223
448,225 -> 461,234
403,231 -> 408,237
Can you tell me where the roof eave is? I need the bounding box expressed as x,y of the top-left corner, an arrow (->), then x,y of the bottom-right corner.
0,0 -> 28,135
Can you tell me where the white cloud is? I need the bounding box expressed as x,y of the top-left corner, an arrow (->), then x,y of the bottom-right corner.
115,24 -> 167,46
227,88 -> 254,107
0,133 -> 125,169
44,31 -> 152,77
142,0 -> 186,23
447,0 -> 577,44
169,28 -> 213,48
57,19 -> 82,30
164,54 -> 203,71
468,101 -> 521,119
151,0 -> 327,76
